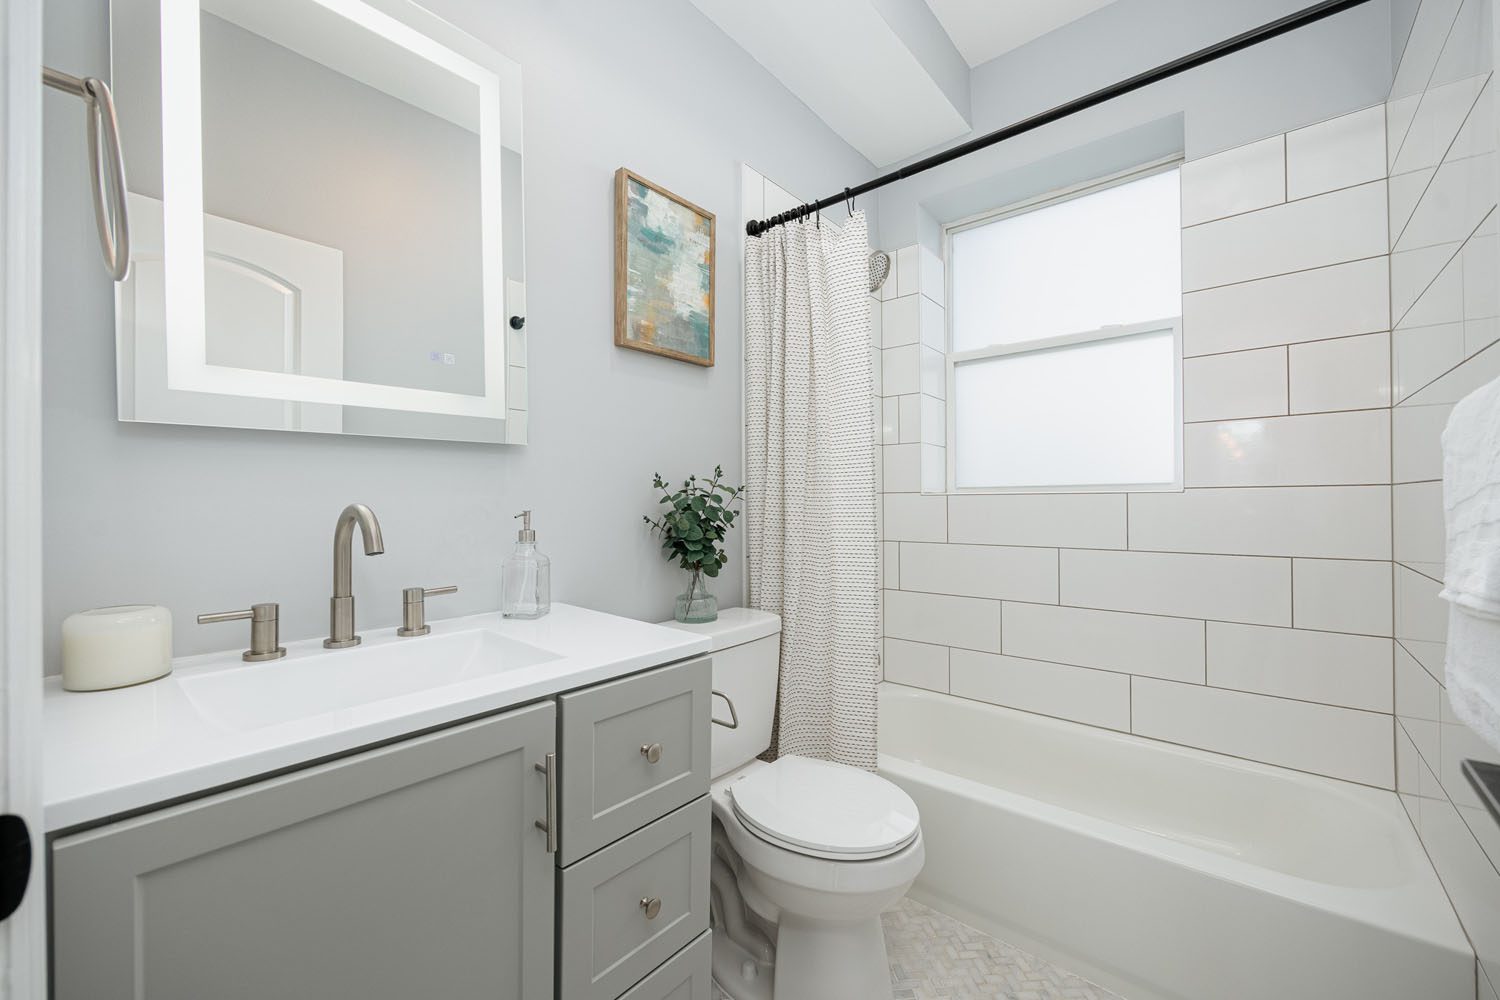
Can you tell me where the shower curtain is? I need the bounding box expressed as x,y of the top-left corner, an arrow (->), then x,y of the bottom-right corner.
744,210 -> 880,770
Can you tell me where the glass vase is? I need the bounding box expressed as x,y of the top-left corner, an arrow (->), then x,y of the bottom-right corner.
674,569 -> 718,624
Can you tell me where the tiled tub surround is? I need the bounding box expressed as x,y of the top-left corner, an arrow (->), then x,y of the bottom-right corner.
1388,0 -> 1500,996
877,686 -> 1473,1000
877,104 -> 1400,790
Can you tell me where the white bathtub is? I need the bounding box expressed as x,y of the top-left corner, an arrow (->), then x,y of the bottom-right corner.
877,685 -> 1475,1000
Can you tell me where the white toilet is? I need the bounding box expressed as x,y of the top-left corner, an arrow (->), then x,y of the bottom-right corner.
661,608 -> 923,1000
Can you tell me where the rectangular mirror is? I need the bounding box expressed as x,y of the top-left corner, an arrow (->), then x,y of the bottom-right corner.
111,0 -> 527,444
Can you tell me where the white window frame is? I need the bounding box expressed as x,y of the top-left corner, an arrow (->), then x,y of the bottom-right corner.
943,158 -> 1184,495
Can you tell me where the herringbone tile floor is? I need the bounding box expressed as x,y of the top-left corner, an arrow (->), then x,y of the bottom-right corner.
712,897 -> 1123,999
882,898 -> 1123,1000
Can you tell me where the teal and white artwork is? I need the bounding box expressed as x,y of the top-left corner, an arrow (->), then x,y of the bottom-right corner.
615,169 -> 715,366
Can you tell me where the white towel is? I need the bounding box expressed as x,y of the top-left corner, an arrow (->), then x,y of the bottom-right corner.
1440,373 -> 1500,754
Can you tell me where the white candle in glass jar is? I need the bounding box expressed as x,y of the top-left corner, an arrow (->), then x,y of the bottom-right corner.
61,605 -> 173,691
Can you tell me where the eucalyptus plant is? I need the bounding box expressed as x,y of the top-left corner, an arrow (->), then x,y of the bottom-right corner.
643,466 -> 745,588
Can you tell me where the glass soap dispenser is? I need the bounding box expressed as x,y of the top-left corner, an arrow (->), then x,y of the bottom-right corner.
502,510 -> 550,619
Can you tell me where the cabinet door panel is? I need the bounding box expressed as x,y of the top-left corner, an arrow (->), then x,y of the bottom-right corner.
52,703 -> 556,1000
559,658 -> 710,863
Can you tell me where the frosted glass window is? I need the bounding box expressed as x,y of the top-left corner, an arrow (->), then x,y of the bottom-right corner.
953,330 -> 1177,489
951,170 -> 1182,352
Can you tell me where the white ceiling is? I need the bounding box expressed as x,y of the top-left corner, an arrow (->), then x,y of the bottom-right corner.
689,0 -> 972,167
922,0 -> 1120,67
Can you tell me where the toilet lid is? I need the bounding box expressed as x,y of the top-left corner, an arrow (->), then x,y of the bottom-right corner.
729,756 -> 920,860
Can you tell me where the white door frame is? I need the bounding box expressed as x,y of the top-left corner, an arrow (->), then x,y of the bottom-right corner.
1,0 -> 46,994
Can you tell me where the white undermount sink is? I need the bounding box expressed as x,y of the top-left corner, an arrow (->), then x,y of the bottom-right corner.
179,628 -> 562,732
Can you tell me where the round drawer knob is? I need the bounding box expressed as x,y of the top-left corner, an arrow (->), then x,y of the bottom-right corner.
640,742 -> 663,764
640,896 -> 662,920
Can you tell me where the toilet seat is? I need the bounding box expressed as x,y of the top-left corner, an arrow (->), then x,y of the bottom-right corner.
728,755 -> 920,861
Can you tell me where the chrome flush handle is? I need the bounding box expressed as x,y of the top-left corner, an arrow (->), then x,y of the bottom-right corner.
711,690 -> 739,729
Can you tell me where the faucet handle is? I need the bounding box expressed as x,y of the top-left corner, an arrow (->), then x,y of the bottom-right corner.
197,602 -> 286,662
397,585 -> 457,638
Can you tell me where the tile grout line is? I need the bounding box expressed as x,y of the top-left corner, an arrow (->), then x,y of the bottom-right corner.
1186,326 -> 1393,362
888,618 -> 1395,713
1181,173 -> 1383,233
883,590 -> 1393,639
1184,251 -> 1388,296
882,680 -> 1395,791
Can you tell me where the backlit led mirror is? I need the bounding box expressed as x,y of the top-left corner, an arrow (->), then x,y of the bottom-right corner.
111,0 -> 527,444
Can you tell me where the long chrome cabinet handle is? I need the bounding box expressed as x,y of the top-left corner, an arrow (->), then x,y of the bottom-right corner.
534,753 -> 557,853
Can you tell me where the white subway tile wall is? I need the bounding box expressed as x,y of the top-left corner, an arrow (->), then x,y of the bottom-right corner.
1287,331 -> 1392,413
1291,557 -> 1395,635
1284,104 -> 1387,200
1182,346 -> 1288,421
1181,256 -> 1390,355
1128,485 -> 1391,560
1000,602 -> 1205,683
1386,0 -> 1500,989
1179,134 -> 1285,226
1130,677 -> 1394,786
1180,180 -> 1388,291
1181,409 -> 1391,487
1059,549 -> 1292,625
876,105 -> 1403,794
899,542 -> 1059,603
950,649 -> 1132,731
871,59 -> 1500,977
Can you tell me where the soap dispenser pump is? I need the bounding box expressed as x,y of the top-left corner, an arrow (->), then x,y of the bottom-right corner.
502,510 -> 551,619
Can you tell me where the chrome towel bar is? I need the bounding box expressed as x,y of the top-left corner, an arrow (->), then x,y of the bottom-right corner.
43,66 -> 130,282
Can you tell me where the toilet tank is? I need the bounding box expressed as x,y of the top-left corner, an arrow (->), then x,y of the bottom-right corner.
658,608 -> 780,778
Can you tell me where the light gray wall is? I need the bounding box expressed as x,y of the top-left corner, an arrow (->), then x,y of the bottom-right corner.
41,0 -> 874,670
875,0 -> 1393,248
868,0 -> 970,125
1390,0 -> 1424,70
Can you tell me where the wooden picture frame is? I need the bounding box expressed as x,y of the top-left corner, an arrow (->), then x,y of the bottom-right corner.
614,168 -> 716,367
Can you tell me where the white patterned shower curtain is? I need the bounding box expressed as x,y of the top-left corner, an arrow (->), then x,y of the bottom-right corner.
744,210 -> 880,770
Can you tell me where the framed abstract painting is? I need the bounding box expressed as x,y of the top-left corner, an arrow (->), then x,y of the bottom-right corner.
614,168 -> 716,366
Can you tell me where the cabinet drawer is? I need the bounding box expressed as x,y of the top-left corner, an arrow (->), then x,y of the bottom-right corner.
618,930 -> 714,1000
559,797 -> 711,1000
559,657 -> 710,863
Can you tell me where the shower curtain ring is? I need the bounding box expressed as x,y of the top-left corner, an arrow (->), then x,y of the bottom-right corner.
844,187 -> 854,214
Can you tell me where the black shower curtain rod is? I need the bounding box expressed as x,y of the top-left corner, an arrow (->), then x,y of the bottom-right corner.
745,0 -> 1377,237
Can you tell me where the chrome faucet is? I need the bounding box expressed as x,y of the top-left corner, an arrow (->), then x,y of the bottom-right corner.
325,503 -> 384,648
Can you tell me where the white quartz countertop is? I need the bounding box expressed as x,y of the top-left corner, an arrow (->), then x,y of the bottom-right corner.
43,604 -> 712,832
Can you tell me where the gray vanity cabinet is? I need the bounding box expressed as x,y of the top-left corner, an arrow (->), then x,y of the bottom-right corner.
51,702 -> 557,1000
48,659 -> 715,1000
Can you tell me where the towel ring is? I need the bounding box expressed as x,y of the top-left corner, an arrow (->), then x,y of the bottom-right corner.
44,67 -> 131,282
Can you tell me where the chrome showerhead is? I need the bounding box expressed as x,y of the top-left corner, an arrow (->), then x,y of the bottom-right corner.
869,251 -> 891,294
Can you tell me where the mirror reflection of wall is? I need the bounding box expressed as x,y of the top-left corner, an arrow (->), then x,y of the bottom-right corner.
110,0 -> 527,444
203,9 -> 486,400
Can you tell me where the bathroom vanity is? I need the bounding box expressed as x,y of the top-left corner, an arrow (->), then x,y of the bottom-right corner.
43,605 -> 715,1000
